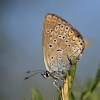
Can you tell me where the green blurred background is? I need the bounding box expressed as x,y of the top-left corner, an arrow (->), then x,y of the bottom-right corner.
0,0 -> 100,100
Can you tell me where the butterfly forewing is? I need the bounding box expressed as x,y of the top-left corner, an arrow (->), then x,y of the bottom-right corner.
42,13 -> 85,73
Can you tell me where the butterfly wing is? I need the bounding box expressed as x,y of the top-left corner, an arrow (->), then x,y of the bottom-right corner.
42,13 -> 85,73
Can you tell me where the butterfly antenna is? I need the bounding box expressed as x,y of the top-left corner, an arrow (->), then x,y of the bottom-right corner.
25,70 -> 46,80
26,70 -> 45,73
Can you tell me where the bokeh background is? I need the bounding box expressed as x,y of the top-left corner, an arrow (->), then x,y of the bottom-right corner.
0,0 -> 100,100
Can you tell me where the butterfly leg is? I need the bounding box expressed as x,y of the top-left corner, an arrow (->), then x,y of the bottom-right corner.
53,80 -> 61,91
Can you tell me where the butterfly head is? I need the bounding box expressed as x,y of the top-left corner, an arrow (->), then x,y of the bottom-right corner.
41,71 -> 51,79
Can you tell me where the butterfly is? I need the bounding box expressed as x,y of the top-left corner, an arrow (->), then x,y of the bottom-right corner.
25,13 -> 90,89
